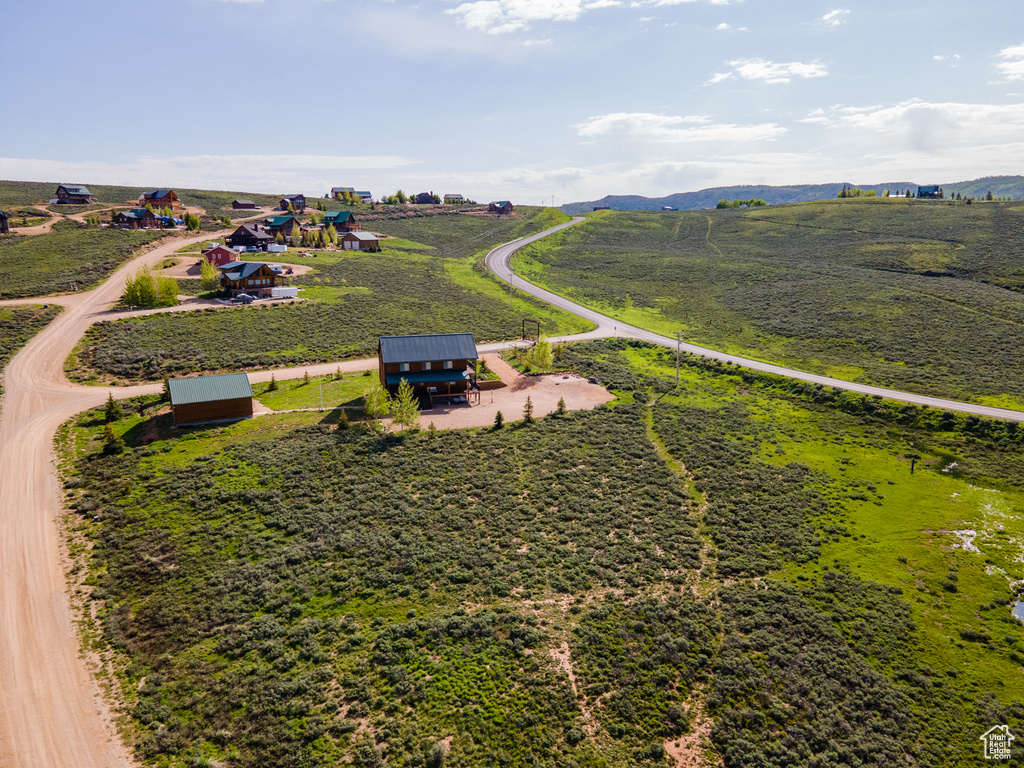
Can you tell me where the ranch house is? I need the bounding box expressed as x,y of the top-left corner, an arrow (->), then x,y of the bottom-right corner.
168,372 -> 254,426
378,333 -> 478,398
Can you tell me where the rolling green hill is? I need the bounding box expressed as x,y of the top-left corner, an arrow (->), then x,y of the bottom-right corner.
561,175 -> 1024,214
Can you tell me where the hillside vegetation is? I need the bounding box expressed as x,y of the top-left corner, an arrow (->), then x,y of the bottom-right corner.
0,179 -> 281,212
65,340 -> 1024,767
513,200 -> 1024,407
0,304 -> 62,401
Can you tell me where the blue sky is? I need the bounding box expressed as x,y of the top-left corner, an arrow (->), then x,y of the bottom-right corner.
2,0 -> 1022,203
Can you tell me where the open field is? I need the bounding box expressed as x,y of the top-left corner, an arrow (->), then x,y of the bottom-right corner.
70,210 -> 592,382
0,222 -> 166,298
62,340 -> 1024,767
513,201 -> 1024,408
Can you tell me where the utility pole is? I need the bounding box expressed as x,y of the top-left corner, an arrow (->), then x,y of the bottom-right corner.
674,331 -> 685,387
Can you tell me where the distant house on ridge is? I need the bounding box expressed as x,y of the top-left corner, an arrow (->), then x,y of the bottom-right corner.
443,194 -> 464,204
168,372 -> 254,427
917,185 -> 943,199
279,194 -> 306,211
413,191 -> 438,205
488,200 -> 513,214
139,189 -> 180,209
54,184 -> 96,205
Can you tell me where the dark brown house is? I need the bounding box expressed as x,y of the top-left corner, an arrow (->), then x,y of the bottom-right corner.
113,208 -> 158,229
264,215 -> 299,236
225,224 -> 273,250
378,333 -> 478,396
218,261 -> 280,298
232,199 -> 258,210
321,211 -> 359,232
280,194 -> 306,212
413,192 -> 438,205
140,189 -> 180,209
168,372 -> 253,426
488,200 -> 513,214
54,184 -> 95,204
0,210 -> 9,234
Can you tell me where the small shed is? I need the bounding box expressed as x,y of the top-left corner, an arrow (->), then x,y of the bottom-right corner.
232,199 -> 258,210
340,231 -> 380,251
168,372 -> 254,426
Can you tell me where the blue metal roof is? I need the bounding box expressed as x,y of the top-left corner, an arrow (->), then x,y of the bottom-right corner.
168,372 -> 252,406
143,189 -> 174,198
379,333 -> 478,365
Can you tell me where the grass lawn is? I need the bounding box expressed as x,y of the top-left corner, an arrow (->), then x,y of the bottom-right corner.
252,369 -> 375,410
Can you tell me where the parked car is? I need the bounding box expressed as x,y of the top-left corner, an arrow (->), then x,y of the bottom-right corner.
233,294 -> 255,304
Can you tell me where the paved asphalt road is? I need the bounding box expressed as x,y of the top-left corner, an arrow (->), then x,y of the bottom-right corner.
485,216 -> 1024,424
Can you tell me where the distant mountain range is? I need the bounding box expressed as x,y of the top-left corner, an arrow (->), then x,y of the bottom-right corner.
559,175 -> 1024,214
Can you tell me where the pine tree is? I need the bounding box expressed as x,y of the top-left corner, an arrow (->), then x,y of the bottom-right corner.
523,396 -> 534,424
104,392 -> 121,423
102,424 -> 125,454
267,373 -> 278,392
556,397 -> 567,416
494,411 -> 504,429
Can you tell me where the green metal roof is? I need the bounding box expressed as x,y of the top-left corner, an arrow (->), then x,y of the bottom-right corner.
385,370 -> 471,386
322,211 -> 353,224
168,372 -> 253,406
379,333 -> 478,365
266,215 -> 296,227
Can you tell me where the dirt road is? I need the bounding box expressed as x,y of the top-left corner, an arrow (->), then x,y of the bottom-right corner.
0,232 -> 212,768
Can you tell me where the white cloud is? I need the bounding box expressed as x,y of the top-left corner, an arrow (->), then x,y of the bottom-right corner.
576,111 -> 786,142
821,9 -> 849,27
714,58 -> 828,84
706,72 -> 732,84
996,43 -> 1024,82
446,0 -> 620,34
523,37 -> 553,45
715,22 -> 729,30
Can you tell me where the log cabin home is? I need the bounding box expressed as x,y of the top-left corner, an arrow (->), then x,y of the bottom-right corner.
218,261 -> 280,298
413,191 -> 437,205
264,215 -> 299,236
113,208 -> 158,229
54,184 -> 95,204
321,210 -> 359,232
168,372 -> 253,426
378,333 -> 478,398
140,189 -> 181,209
331,186 -> 354,199
225,224 -> 273,251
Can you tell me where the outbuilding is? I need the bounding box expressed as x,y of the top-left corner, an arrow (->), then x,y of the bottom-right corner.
232,199 -> 258,210
340,231 -> 380,251
168,372 -> 254,426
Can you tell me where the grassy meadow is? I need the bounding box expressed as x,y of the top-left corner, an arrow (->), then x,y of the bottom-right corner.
70,209 -> 591,382
62,340 -> 1024,767
512,200 -> 1024,408
0,221 -> 166,299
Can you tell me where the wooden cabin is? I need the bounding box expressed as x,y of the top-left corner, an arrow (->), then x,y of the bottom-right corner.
264,215 -> 299,236
488,200 -> 513,214
225,224 -> 273,251
168,372 -> 253,426
140,189 -> 180,209
321,211 -> 359,232
232,199 -> 258,209
54,184 -> 95,204
218,261 -> 279,298
378,333 -> 478,397
279,194 -> 306,211
113,208 -> 158,229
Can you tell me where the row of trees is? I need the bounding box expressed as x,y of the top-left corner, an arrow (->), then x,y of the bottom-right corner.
716,198 -> 768,208
121,267 -> 179,309
363,378 -> 420,431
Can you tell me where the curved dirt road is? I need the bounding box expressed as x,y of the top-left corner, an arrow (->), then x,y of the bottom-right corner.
486,217 -> 1024,423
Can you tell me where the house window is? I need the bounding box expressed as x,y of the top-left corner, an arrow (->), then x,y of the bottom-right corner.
400,363 -> 409,372
443,361 -> 453,369
423,362 -> 432,370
